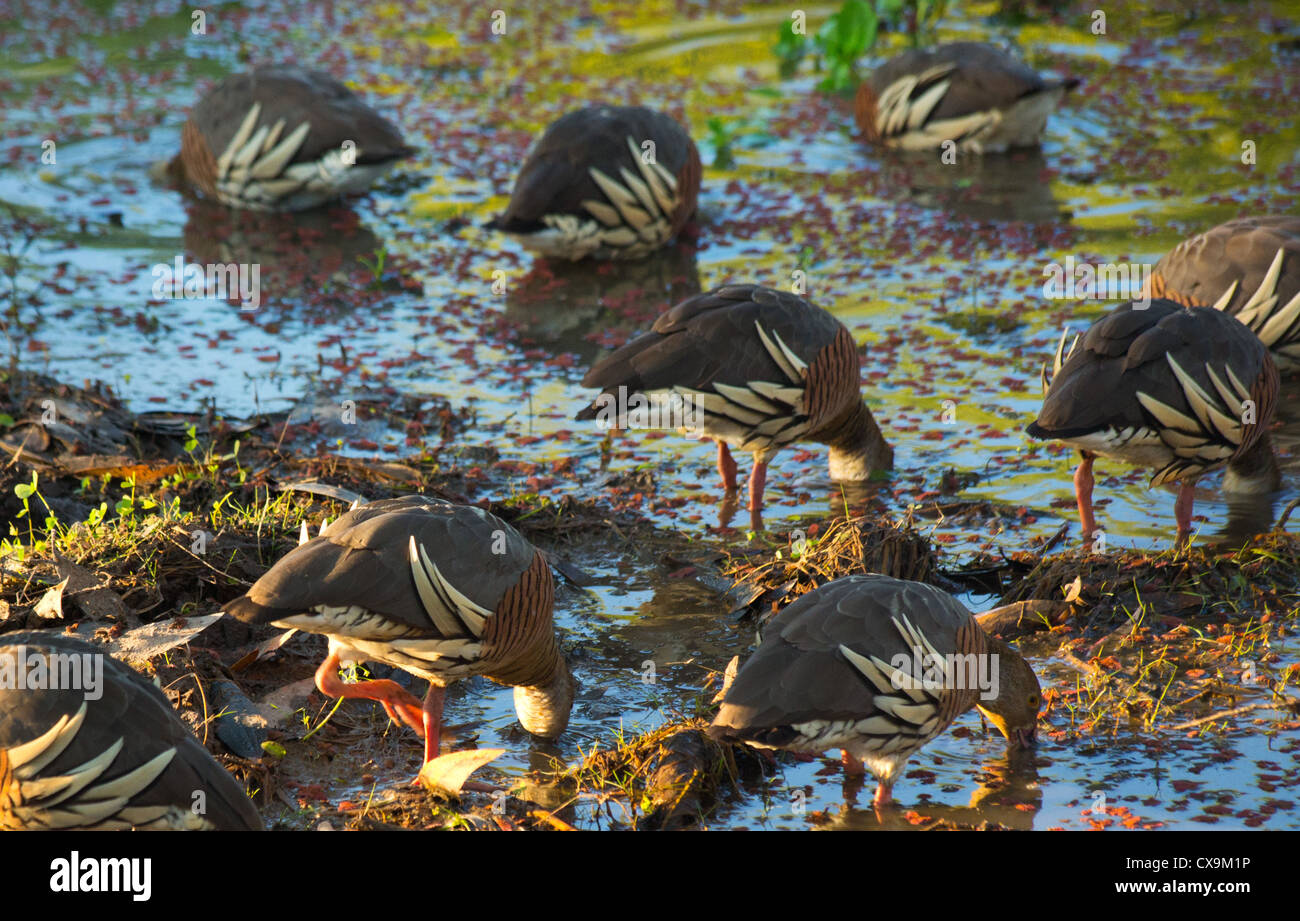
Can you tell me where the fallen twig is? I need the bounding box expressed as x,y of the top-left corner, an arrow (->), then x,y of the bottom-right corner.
976,599 -> 1067,639
529,809 -> 577,831
1166,701 -> 1276,731
1275,497 -> 1300,532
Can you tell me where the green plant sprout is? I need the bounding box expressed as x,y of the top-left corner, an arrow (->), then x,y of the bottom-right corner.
774,0 -> 952,93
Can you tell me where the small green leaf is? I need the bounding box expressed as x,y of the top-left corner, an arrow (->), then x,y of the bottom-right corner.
836,0 -> 875,59
774,19 -> 807,63
820,58 -> 853,92
15,472 -> 37,500
261,740 -> 287,758
816,13 -> 841,55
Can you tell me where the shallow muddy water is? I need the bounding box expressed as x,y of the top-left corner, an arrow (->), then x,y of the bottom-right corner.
2,0 -> 1299,828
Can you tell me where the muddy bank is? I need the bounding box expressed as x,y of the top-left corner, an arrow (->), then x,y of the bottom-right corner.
0,370 -> 673,829
4,371 -> 1298,830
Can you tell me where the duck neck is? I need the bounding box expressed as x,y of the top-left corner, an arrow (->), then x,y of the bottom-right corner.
953,618 -> 993,715
821,400 -> 894,482
1225,431 -> 1280,494
512,656 -> 574,740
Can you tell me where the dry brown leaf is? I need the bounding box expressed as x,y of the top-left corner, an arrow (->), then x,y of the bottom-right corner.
418,748 -> 505,796
711,655 -> 740,704
53,553 -> 98,593
529,810 -> 578,831
257,677 -> 318,728
33,578 -> 69,620
230,629 -> 299,673
59,459 -> 182,484
67,613 -> 223,665
275,480 -> 368,505
51,553 -> 130,622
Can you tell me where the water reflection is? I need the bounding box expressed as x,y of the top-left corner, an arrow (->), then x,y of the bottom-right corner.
819,745 -> 1042,829
506,242 -> 701,361
182,200 -> 414,313
881,147 -> 1067,223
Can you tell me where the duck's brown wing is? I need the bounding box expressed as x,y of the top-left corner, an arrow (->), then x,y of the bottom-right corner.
709,575 -> 980,750
1149,216 -> 1300,366
492,104 -> 700,234
223,496 -> 559,686
189,65 -> 411,169
1028,300 -> 1278,485
0,633 -> 262,830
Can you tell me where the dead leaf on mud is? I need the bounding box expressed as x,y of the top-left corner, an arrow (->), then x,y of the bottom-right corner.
73,460 -> 184,484
257,676 -> 318,729
67,612 -> 223,665
418,748 -> 505,796
711,655 -> 739,704
54,553 -> 131,622
33,578 -> 68,620
230,628 -> 299,673
276,479 -> 368,505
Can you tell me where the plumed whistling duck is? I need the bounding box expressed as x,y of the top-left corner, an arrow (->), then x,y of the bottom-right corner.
1027,299 -> 1280,543
488,104 -> 702,261
222,496 -> 573,773
172,65 -> 413,211
855,41 -> 1077,154
709,574 -> 1041,806
1146,216 -> 1300,370
1,632 -> 262,830
575,284 -> 893,529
